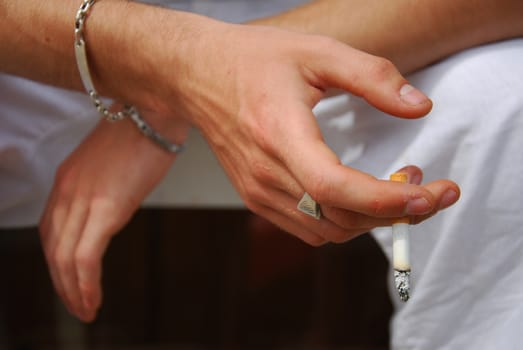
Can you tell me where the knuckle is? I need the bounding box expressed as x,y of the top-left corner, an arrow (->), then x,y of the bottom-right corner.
52,249 -> 71,273
253,128 -> 274,155
91,196 -> 116,211
55,163 -> 74,190
306,174 -> 332,205
52,174 -> 77,204
242,182 -> 269,206
366,197 -> 386,216
368,57 -> 397,82
314,35 -> 340,53
243,110 -> 275,154
89,198 -> 125,234
250,160 -> 276,184
75,250 -> 95,272
78,281 -> 93,298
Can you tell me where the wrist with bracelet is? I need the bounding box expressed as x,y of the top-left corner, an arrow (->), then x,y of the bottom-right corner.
74,0 -> 184,153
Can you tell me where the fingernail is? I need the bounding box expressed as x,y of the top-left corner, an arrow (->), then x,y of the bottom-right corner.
406,197 -> 432,215
440,189 -> 459,209
400,84 -> 429,106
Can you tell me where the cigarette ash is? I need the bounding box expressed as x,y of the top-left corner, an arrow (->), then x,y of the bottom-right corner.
394,270 -> 410,302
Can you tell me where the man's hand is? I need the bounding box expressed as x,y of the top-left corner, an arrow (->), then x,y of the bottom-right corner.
39,107 -> 189,322
158,23 -> 460,245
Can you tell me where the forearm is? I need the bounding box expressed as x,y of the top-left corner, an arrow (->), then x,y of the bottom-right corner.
0,0 -> 81,89
252,0 -> 523,73
0,0 -> 222,115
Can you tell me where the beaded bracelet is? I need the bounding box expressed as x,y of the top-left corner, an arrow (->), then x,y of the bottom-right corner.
74,0 -> 184,153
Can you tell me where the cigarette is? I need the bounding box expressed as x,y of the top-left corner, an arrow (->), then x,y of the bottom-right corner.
390,172 -> 411,302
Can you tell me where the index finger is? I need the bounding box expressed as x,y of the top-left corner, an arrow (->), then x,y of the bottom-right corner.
278,107 -> 436,217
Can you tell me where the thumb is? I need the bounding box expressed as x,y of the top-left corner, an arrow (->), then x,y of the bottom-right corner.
308,39 -> 432,119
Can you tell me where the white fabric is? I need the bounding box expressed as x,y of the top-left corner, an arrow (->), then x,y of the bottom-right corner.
316,38 -> 523,349
140,0 -> 307,22
0,77 -> 97,227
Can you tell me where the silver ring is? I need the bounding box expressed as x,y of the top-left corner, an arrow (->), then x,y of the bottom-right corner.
297,192 -> 321,219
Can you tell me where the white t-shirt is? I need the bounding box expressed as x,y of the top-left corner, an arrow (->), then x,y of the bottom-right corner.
0,77 -> 97,227
315,38 -> 523,349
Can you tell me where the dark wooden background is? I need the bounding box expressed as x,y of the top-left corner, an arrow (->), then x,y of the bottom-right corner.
0,209 -> 392,350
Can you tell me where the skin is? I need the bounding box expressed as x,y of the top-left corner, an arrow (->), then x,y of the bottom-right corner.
0,0 -> 480,321
251,0 -> 523,74
39,109 -> 187,322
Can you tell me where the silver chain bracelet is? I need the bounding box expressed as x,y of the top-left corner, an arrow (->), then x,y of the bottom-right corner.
74,0 -> 184,153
